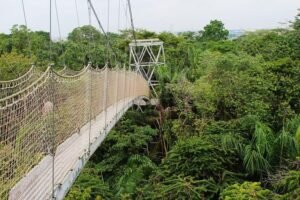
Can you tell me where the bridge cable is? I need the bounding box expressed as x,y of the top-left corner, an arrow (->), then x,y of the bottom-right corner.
107,0 -> 111,64
118,0 -> 121,33
126,0 -> 139,101
54,0 -> 66,66
74,0 -> 86,67
120,0 -> 129,67
127,0 -> 137,46
21,0 -> 32,59
49,1 -> 56,199
74,0 -> 80,27
88,3 -> 92,154
87,0 -> 119,66
49,0 -> 52,62
87,1 -> 92,63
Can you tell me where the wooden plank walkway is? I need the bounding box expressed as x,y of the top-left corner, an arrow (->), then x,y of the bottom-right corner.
9,97 -> 136,200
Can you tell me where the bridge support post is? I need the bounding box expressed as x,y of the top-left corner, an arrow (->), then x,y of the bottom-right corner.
88,63 -> 92,155
49,65 -> 56,200
103,66 -> 108,135
123,65 -> 126,113
115,66 -> 119,116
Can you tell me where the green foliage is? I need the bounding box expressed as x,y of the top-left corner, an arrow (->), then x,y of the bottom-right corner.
243,122 -> 274,175
275,130 -> 298,161
65,166 -> 113,200
66,111 -> 158,199
292,10 -> 300,31
162,136 -> 236,181
201,20 -> 229,41
116,155 -> 156,197
0,52 -> 33,80
221,133 -> 244,154
236,30 -> 292,61
138,175 -> 219,200
4,12 -> 300,199
272,170 -> 300,194
221,182 -> 279,200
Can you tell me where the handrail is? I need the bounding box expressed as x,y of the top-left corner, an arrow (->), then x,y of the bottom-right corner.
0,67 -> 50,105
52,65 -> 89,79
0,65 -> 35,84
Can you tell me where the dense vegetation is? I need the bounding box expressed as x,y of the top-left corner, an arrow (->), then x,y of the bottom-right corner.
1,10 -> 300,200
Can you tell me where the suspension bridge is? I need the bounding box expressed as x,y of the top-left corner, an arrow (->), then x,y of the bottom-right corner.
0,64 -> 150,199
0,0 -> 166,199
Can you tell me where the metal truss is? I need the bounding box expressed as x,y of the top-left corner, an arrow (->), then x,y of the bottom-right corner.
129,39 -> 165,97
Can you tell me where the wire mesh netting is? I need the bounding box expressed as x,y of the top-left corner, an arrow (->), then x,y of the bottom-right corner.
0,65 -> 149,199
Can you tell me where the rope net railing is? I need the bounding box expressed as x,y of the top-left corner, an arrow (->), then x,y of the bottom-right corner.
56,65 -> 90,76
0,66 -> 42,99
0,65 -> 149,199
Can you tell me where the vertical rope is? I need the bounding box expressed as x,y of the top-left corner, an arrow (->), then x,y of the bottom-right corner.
49,0 -> 52,62
103,66 -> 108,135
118,0 -> 121,33
123,65 -> 126,112
115,66 -> 119,116
75,0 -> 80,27
106,0 -> 110,65
88,65 -> 92,154
49,66 -> 56,200
54,0 -> 66,66
49,1 -> 55,198
21,0 -> 32,58
88,0 -> 92,63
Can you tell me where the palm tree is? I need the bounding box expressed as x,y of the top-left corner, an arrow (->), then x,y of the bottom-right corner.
243,122 -> 274,175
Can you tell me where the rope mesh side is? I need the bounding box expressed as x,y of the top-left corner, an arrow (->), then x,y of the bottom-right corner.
0,66 -> 149,199
52,67 -> 90,148
0,68 -> 52,199
0,66 -> 40,99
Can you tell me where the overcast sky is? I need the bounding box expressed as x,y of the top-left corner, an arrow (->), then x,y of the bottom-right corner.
0,0 -> 299,38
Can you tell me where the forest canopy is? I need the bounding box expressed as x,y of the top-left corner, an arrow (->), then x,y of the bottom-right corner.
0,11 -> 300,200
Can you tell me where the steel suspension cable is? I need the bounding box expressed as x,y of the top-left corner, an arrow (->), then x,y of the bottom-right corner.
127,0 -> 137,46
21,0 -> 32,58
54,0 -> 62,41
118,0 -> 121,33
87,0 -> 119,65
49,0 -> 52,62
74,0 -> 80,27
21,0 -> 28,27
49,1 -> 55,199
121,0 -> 129,31
74,0 -> 85,66
106,0 -> 111,64
88,1 -> 92,63
54,0 -> 66,66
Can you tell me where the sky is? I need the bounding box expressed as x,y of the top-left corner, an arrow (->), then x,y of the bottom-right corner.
0,0 -> 299,38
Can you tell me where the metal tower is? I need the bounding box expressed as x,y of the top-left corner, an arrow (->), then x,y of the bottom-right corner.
129,39 -> 165,97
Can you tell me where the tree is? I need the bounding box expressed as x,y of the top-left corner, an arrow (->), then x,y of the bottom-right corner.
292,9 -> 300,31
10,25 -> 31,55
200,20 -> 229,41
138,175 -> 219,200
0,52 -> 33,80
161,136 -> 236,181
221,182 -> 279,200
243,122 -> 274,175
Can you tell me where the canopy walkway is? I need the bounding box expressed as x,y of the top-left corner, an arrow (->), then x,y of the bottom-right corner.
0,65 -> 149,199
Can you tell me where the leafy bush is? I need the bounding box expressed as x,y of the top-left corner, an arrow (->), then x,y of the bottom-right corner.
221,182 -> 279,200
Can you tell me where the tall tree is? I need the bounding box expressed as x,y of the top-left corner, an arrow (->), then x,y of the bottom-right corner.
200,20 -> 229,41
